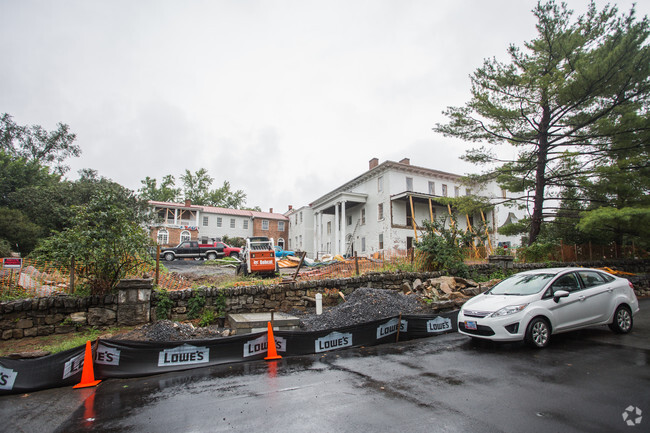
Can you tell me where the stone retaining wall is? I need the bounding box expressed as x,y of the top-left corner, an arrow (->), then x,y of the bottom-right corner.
1,259 -> 648,340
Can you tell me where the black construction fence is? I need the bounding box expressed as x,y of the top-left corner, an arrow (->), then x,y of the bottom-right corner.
0,310 -> 458,395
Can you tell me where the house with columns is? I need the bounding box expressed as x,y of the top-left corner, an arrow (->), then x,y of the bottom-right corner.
288,158 -> 524,259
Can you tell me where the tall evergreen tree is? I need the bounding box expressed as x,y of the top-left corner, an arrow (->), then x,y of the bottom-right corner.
435,1 -> 650,245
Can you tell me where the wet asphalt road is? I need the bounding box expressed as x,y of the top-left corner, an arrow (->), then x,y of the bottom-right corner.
2,299 -> 648,433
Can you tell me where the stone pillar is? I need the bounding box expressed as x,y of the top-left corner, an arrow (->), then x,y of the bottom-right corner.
116,279 -> 153,325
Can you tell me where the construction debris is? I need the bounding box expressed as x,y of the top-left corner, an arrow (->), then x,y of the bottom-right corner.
409,276 -> 501,303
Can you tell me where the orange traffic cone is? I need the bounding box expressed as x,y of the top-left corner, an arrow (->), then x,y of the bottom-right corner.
73,340 -> 102,389
264,321 -> 282,360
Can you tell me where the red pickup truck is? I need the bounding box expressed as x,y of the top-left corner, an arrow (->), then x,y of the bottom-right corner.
200,241 -> 241,259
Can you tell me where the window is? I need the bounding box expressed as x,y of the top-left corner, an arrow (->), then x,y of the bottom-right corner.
361,208 -> 366,225
466,188 -> 472,196
278,221 -> 285,231
243,220 -> 249,230
455,186 -> 460,197
278,238 -> 285,249
299,235 -> 303,248
378,176 -> 384,192
378,233 -> 384,249
406,177 -> 413,191
230,218 -> 236,229
361,237 -> 366,252
551,273 -> 581,293
300,212 -> 303,223
203,216 -> 209,226
180,230 -> 191,242
442,184 -> 448,197
217,217 -> 222,228
157,229 -> 169,245
327,221 -> 332,234
201,237 -> 208,244
347,215 -> 352,226
378,203 -> 384,220
428,181 -> 435,195
578,271 -> 607,288
262,220 -> 269,230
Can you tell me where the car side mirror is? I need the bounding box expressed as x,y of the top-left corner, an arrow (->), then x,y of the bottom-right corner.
553,290 -> 570,303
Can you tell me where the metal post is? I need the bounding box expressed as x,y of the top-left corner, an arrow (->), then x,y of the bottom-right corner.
70,256 -> 75,294
355,254 -> 360,276
396,313 -> 402,343
155,246 -> 160,286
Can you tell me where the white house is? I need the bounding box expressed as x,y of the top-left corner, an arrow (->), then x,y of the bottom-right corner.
291,158 -> 524,259
285,205 -> 315,256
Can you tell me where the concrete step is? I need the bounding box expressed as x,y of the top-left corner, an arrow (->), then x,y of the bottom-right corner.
227,312 -> 301,334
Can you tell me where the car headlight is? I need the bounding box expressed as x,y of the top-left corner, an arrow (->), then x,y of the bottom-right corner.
489,304 -> 528,318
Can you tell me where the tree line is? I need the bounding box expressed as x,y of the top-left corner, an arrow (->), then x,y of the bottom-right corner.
0,114 -> 255,292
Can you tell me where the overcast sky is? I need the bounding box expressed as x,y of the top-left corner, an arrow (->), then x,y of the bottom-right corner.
1,0 -> 647,213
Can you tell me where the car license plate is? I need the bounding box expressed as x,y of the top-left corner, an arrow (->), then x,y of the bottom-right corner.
465,321 -> 477,330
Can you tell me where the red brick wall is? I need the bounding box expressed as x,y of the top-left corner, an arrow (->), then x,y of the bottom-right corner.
149,226 -> 199,247
252,218 -> 289,245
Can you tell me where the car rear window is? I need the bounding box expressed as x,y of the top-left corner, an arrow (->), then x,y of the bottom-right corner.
488,273 -> 555,296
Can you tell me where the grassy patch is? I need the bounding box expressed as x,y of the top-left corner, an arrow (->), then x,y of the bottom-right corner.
0,326 -> 136,357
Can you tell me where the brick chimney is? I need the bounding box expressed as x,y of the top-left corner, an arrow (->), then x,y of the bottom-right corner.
369,158 -> 379,170
399,158 -> 410,165
288,205 -> 293,211
269,208 -> 273,213
184,199 -> 192,207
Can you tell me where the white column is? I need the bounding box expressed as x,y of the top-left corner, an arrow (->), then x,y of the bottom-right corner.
313,213 -> 318,259
334,203 -> 340,256
319,212 -> 323,256
174,209 -> 178,225
341,201 -> 347,256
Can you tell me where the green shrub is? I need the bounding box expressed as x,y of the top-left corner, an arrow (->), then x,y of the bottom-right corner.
187,291 -> 206,319
198,309 -> 217,327
517,242 -> 557,263
214,289 -> 226,316
155,288 -> 173,320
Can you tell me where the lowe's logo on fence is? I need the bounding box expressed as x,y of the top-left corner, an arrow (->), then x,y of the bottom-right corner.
95,344 -> 121,366
0,366 -> 18,391
376,318 -> 407,339
63,352 -> 85,380
158,344 -> 209,367
244,334 -> 287,358
315,332 -> 353,353
427,317 -> 452,333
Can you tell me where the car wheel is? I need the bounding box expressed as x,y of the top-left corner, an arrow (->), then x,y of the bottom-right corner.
207,252 -> 217,260
525,317 -> 550,348
230,252 -> 239,259
164,253 -> 175,262
608,305 -> 633,334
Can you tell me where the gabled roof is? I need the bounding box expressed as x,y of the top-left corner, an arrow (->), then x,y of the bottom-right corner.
149,201 -> 288,221
310,160 -> 463,208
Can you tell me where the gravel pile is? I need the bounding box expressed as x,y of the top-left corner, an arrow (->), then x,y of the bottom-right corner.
297,287 -> 431,332
116,320 -> 228,341
112,288 -> 434,341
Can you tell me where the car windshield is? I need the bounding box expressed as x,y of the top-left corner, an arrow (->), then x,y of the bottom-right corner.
488,273 -> 555,296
